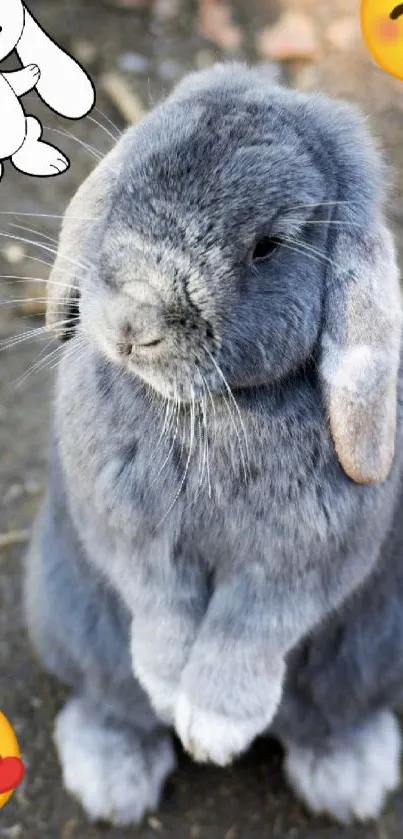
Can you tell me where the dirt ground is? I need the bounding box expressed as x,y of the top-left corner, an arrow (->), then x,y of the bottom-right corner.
1,0 -> 403,837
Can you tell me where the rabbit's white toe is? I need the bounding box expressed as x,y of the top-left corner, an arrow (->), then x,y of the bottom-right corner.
284,710 -> 401,824
175,693 -> 270,766
11,116 -> 69,176
54,697 -> 176,826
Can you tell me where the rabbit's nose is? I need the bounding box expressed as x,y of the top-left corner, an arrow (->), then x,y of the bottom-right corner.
118,305 -> 166,355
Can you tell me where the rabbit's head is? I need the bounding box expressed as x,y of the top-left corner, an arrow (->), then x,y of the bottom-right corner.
0,0 -> 24,61
47,63 -> 402,485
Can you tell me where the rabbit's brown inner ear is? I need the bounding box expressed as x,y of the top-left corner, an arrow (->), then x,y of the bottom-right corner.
320,225 -> 402,485
325,348 -> 398,484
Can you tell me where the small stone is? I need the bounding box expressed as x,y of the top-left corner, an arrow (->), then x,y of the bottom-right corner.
1,827 -> 22,839
25,478 -> 43,495
4,483 -> 23,503
190,826 -> 202,839
148,816 -> 163,830
154,0 -> 181,22
3,243 -> 25,265
118,52 -> 151,73
257,11 -> 320,62
325,17 -> 360,51
224,827 -> 237,839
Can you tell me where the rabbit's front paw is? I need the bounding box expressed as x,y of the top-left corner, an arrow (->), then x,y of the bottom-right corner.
175,664 -> 284,767
175,694 -> 271,765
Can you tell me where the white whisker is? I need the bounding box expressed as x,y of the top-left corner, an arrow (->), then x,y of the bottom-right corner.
0,231 -> 92,274
155,391 -> 195,528
0,211 -> 100,220
87,115 -> 119,144
207,350 -> 249,482
8,222 -> 60,246
0,318 -> 78,351
0,275 -> 81,292
0,297 -> 49,307
149,395 -> 180,489
94,106 -> 123,138
12,340 -> 63,389
277,238 -> 334,269
45,126 -> 104,162
286,218 -> 361,228
286,199 -> 359,213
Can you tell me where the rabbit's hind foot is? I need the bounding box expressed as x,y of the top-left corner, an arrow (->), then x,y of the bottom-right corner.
54,696 -> 176,826
283,710 -> 401,824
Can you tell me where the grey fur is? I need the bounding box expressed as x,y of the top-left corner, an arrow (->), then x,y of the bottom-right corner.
26,63 -> 403,824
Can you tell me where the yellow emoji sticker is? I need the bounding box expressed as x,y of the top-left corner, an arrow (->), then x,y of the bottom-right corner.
0,711 -> 25,809
361,2 -> 403,80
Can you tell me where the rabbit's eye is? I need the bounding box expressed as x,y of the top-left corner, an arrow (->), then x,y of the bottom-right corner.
252,236 -> 280,262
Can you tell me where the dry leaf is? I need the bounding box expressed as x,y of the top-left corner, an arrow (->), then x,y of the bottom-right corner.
198,0 -> 242,52
257,10 -> 320,62
325,17 -> 360,51
100,72 -> 146,125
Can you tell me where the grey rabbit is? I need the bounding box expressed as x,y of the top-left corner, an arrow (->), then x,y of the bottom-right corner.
25,62 -> 403,826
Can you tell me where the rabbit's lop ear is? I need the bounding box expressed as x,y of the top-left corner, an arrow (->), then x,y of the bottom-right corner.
47,145 -> 122,340
321,219 -> 402,484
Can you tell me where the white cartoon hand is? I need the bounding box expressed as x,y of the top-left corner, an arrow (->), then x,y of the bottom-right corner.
23,63 -> 41,91
3,64 -> 41,97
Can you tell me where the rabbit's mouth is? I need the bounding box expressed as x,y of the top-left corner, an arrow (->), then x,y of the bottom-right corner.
120,352 -> 223,404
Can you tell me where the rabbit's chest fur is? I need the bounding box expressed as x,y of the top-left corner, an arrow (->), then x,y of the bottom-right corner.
55,339 -> 390,602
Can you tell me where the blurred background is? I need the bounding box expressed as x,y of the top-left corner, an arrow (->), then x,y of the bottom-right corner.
1,1 -> 403,837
